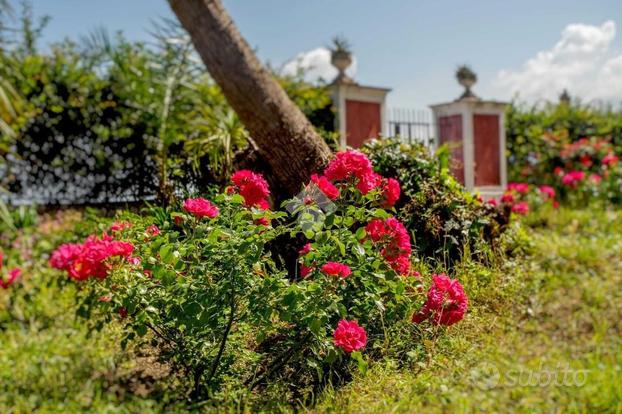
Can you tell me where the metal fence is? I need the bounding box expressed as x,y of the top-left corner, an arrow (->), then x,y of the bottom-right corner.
387,108 -> 436,147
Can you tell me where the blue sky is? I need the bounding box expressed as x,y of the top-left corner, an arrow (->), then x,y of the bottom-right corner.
28,0 -> 622,108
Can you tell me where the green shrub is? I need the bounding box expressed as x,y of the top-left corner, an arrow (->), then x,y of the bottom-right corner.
362,138 -> 508,267
48,153 -> 449,404
505,102 -> 622,184
0,19 -> 335,204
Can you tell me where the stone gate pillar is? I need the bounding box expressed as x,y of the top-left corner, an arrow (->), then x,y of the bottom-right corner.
330,83 -> 390,149
327,44 -> 390,149
429,72 -> 507,198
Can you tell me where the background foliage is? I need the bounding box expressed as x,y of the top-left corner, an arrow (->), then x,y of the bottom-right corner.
363,138 -> 508,267
2,2 -> 621,412
0,8 -> 335,205
506,101 -> 622,184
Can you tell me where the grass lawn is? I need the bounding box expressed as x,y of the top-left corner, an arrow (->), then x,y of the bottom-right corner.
316,206 -> 622,413
1,206 -> 621,412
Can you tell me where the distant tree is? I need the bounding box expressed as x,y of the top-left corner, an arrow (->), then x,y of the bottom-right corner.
167,0 -> 333,198
0,0 -> 13,51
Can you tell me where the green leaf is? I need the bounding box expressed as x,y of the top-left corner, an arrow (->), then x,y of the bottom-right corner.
333,237 -> 346,256
372,209 -> 391,218
355,227 -> 367,240
230,194 -> 245,205
324,214 -> 335,227
352,243 -> 366,257
309,318 -> 322,335
159,244 -> 173,263
325,348 -> 338,364
337,303 -> 348,317
136,324 -> 148,337
351,351 -> 368,375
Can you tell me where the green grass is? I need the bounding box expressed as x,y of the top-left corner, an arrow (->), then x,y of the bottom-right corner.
1,206 -> 621,412
314,207 -> 622,413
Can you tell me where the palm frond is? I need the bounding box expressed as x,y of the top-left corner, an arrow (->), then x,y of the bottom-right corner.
80,26 -> 114,56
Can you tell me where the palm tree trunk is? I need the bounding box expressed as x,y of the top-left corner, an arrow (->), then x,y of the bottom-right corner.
167,0 -> 333,198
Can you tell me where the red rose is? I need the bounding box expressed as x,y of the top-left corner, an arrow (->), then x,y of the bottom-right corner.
324,150 -> 382,195
380,178 -> 401,207
0,268 -> 21,289
108,241 -> 135,257
507,182 -> 529,194
49,243 -> 83,270
146,225 -> 160,237
256,199 -> 270,210
562,170 -> 585,187
500,191 -> 514,204
253,215 -> 270,226
602,153 -> 619,166
355,172 -> 382,195
365,218 -> 411,260
579,154 -> 592,167
52,235 -> 136,281
231,170 -> 271,208
300,264 -> 314,278
386,255 -> 411,276
298,243 -> 312,256
310,174 -> 340,200
333,319 -> 367,353
183,198 -> 219,218
538,185 -> 555,199
324,150 -> 374,182
412,274 -> 468,326
511,202 -> 529,215
365,217 -> 413,276
110,221 -> 132,233
320,262 -> 352,279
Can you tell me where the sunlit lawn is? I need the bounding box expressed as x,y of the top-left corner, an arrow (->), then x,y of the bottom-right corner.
1,206 -> 621,413
316,206 -> 622,413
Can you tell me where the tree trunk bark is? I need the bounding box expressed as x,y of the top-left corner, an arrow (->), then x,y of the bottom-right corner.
168,0 -> 333,198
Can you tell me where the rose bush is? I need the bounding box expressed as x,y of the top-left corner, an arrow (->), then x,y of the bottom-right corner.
0,207 -> 95,330
506,102 -> 622,185
362,138 -> 509,266
0,253 -> 22,290
506,102 -> 622,206
488,136 -> 622,213
48,150 -> 469,401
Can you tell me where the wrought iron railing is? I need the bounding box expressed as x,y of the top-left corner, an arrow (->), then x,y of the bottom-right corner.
386,108 -> 436,147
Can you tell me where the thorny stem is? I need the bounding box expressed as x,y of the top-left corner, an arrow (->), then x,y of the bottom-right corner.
205,269 -> 237,386
246,331 -> 311,390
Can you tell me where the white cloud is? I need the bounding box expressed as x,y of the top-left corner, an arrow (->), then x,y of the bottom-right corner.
493,20 -> 622,104
281,47 -> 357,83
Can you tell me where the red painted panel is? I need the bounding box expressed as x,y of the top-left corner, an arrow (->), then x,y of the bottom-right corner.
438,115 -> 464,184
345,100 -> 381,148
473,114 -> 501,186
